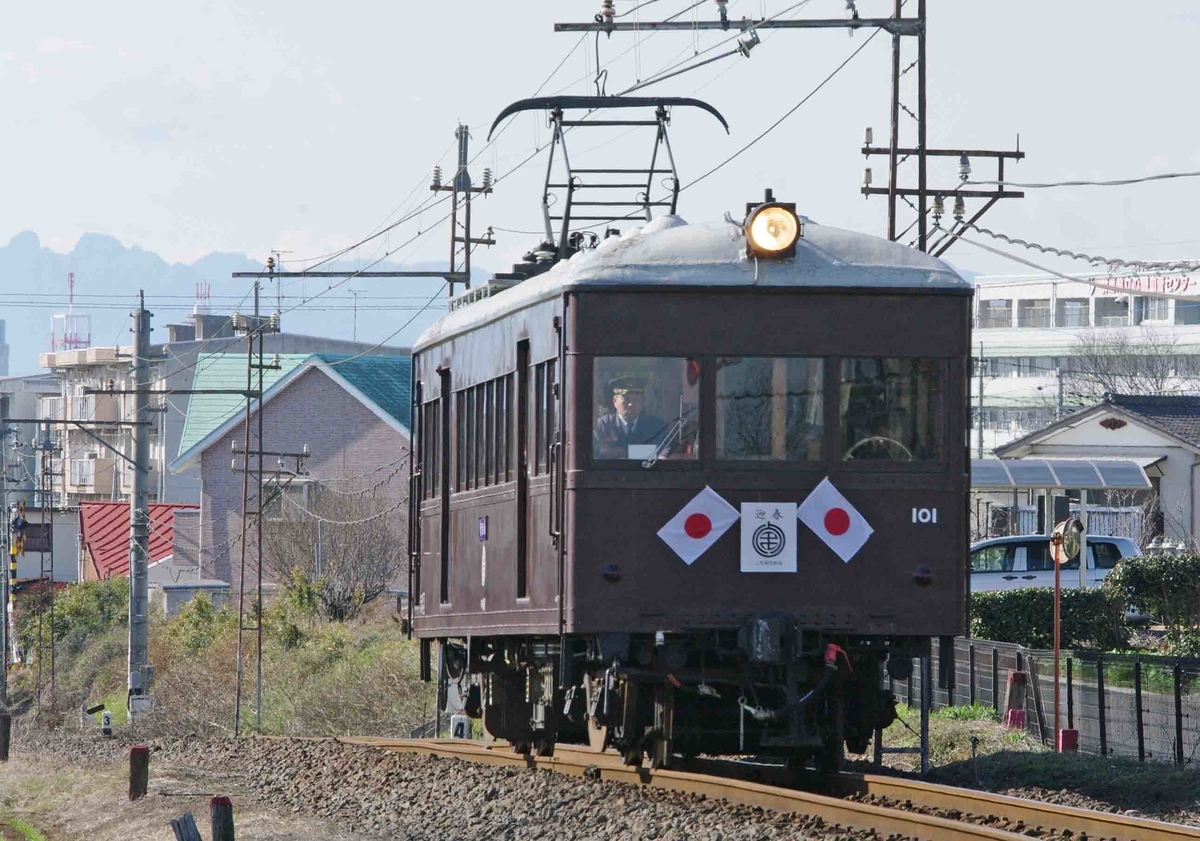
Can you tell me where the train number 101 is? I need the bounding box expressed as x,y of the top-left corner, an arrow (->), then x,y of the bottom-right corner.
911,507 -> 938,524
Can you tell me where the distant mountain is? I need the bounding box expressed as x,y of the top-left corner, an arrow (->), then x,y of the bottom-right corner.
0,232 -> 488,375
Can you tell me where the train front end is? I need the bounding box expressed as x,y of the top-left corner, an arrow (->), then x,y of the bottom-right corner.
563,198 -> 972,765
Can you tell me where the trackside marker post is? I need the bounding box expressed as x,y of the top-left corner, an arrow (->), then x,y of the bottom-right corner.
129,744 -> 149,800
0,710 -> 10,761
211,795 -> 235,841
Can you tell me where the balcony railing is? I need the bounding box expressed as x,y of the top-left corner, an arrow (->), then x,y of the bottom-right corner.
1097,314 -> 1129,327
1017,307 -> 1052,328
976,314 -> 1012,328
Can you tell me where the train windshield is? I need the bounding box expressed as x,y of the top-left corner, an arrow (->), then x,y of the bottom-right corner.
592,357 -> 700,463
715,357 -> 823,461
840,357 -> 941,461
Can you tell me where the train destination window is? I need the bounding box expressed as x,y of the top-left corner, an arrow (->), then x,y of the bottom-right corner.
592,357 -> 700,462
715,357 -> 823,461
840,357 -> 941,461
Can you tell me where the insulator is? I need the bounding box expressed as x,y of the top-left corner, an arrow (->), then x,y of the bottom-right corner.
481,167 -> 493,191
953,195 -> 966,221
959,154 -> 971,182
431,165 -> 443,190
931,194 -> 944,218
863,126 -> 873,146
862,167 -> 872,188
599,0 -> 615,20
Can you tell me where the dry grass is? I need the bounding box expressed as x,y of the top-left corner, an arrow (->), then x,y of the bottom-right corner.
0,754 -> 364,841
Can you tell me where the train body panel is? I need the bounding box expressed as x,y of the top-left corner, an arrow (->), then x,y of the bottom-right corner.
405,212 -> 972,766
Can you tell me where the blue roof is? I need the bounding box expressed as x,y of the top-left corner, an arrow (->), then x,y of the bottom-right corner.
177,352 -> 310,457
173,351 -> 412,469
313,353 -> 411,428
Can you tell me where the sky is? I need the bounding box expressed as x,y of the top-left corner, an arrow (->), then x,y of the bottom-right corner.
1,1 -> 1199,364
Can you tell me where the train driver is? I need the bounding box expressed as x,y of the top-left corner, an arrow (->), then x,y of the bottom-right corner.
593,375 -> 669,459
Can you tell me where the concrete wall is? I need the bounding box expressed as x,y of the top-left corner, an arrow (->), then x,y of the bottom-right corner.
197,365 -> 409,589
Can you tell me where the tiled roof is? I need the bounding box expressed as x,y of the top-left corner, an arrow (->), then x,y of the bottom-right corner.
1105,394 -> 1200,447
314,354 -> 411,428
176,352 -> 310,457
80,501 -> 199,578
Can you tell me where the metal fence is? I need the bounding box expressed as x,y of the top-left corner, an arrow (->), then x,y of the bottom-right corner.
890,638 -> 1200,765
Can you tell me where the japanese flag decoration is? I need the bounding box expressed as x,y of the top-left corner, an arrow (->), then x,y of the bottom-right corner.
658,486 -> 740,565
798,478 -> 873,563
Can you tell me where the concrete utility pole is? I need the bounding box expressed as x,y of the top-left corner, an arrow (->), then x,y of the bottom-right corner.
976,344 -> 985,459
128,290 -> 152,717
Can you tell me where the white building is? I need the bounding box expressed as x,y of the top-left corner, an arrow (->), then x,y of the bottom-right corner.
971,273 -> 1200,455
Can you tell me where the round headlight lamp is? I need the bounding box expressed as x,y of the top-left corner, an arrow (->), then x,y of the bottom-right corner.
744,201 -> 801,259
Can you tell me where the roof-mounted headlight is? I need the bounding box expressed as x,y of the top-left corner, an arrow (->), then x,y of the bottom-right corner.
744,189 -> 801,259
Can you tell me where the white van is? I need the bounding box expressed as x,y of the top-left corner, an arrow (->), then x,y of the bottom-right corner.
968,534 -> 1141,594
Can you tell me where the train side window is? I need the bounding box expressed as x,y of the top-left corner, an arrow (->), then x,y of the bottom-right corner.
592,357 -> 700,462
535,364 -> 547,474
455,391 -> 466,492
715,357 -> 823,461
840,357 -> 942,462
422,398 -> 440,499
970,545 -> 1012,573
546,359 -> 557,470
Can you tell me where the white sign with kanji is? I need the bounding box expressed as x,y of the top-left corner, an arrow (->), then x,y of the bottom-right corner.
740,502 -> 797,573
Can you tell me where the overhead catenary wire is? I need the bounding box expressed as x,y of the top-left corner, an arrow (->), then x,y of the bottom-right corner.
966,170 -> 1200,190
964,224 -> 1200,273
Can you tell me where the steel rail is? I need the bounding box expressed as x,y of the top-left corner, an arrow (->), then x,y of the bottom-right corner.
833,772 -> 1200,841
336,738 -> 1038,841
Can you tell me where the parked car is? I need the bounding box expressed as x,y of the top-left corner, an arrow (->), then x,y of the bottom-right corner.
969,534 -> 1141,594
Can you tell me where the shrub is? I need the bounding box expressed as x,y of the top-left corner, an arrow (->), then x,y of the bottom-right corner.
1103,553 -> 1200,648
970,587 -> 1129,651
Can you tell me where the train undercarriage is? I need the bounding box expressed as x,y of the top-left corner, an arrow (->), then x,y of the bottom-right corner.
432,620 -> 918,769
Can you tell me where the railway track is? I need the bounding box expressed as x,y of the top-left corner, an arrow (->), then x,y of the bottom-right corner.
341,736 -> 1200,841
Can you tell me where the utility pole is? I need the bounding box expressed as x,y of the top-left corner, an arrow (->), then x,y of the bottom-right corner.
432,124 -> 495,297
976,343 -> 985,459
232,266 -> 280,737
128,290 -> 152,718
1056,366 -> 1065,420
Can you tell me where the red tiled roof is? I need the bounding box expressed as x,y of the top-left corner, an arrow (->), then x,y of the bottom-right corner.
79,501 -> 199,579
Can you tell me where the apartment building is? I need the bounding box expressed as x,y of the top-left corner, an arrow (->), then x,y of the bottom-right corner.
37,312 -> 408,509
971,273 -> 1200,455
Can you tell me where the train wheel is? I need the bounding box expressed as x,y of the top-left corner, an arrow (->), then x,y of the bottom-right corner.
533,735 -> 556,757
511,740 -> 532,755
621,745 -> 643,767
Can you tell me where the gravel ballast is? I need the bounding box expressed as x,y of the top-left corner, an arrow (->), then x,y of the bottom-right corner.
13,731 -> 915,840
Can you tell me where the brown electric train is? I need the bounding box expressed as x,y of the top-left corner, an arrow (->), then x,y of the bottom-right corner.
407,195 -> 972,768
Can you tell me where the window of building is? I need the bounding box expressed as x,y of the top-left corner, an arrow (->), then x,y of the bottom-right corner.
592,357 -> 699,462
1016,299 -> 1052,328
70,458 -> 95,487
1095,297 -> 1129,327
1057,298 -> 1090,328
715,357 -> 823,461
977,300 -> 1012,329
1141,296 -> 1170,322
840,358 -> 941,461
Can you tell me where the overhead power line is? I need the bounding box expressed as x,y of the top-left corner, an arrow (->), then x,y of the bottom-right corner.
964,223 -> 1200,273
967,170 -> 1200,190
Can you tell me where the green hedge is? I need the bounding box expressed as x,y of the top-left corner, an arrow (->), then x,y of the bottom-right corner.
1103,553 -> 1200,646
970,587 -> 1128,651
